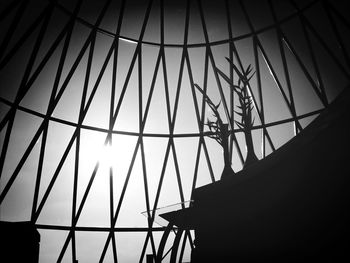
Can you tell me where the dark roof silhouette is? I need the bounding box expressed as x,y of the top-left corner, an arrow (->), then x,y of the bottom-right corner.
161,87 -> 350,261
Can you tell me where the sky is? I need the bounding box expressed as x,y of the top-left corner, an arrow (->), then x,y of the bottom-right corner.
0,0 -> 349,262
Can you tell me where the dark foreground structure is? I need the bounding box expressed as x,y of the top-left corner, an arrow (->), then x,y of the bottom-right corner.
0,221 -> 40,262
159,88 -> 350,262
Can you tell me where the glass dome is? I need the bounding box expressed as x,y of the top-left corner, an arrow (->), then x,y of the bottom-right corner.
0,0 -> 349,262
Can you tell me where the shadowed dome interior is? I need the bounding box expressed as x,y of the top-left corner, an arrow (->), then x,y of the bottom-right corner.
0,0 -> 349,262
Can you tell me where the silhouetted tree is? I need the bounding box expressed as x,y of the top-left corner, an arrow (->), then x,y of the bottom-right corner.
217,58 -> 258,168
194,84 -> 234,179
195,58 -> 258,179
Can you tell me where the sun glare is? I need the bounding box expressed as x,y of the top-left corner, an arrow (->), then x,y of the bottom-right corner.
79,131 -> 138,179
98,142 -> 115,171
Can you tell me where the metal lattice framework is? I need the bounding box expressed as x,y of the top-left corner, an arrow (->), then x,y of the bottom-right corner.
0,0 -> 350,262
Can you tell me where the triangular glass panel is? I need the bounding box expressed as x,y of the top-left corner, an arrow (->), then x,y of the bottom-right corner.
75,156 -> 110,227
78,0 -> 107,25
20,41 -> 63,114
31,8 -> 69,73
82,48 -> 112,129
113,54 -> 139,132
99,0 -> 122,33
153,148 -> 183,209
187,47 -> 206,88
102,239 -> 118,263
76,129 -> 107,207
164,0 -> 186,45
281,18 -> 318,82
60,240 -> 73,263
266,122 -> 295,150
1,111 -> 42,188
173,137 -> 198,199
108,133 -> 139,197
114,38 -> 137,110
308,29 -> 348,103
196,137 -> 218,187
143,60 -> 170,134
187,0 -> 205,45
52,46 -> 88,123
201,0 -> 228,42
231,131 -> 245,172
211,44 -> 232,112
85,33 -> 114,106
203,57 -> 229,124
6,2 -> 47,52
299,113 -> 319,129
0,26 -> 37,101
243,0 -> 274,31
0,132 -> 40,221
142,0 -> 160,44
188,47 -> 207,119
284,41 -> 324,116
257,44 -> 293,123
251,128 -> 263,160
39,122 -> 75,205
35,142 -> 75,226
115,232 -> 147,262
114,150 -> 149,228
120,0 -> 149,39
164,47 -> 183,114
76,231 -> 109,262
0,101 -> 10,122
58,22 -> 91,87
227,0 -> 251,37
141,45 -> 160,117
173,61 -> 201,134
264,136 -> 274,157
142,137 -> 169,208
38,229 -> 70,262
257,31 -> 289,98
303,2 -> 346,65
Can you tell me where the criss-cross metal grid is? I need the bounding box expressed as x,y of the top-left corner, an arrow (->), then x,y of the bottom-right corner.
0,0 -> 349,262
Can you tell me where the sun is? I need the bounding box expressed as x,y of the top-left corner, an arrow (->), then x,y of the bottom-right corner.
78,131 -> 137,178
97,141 -> 115,171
